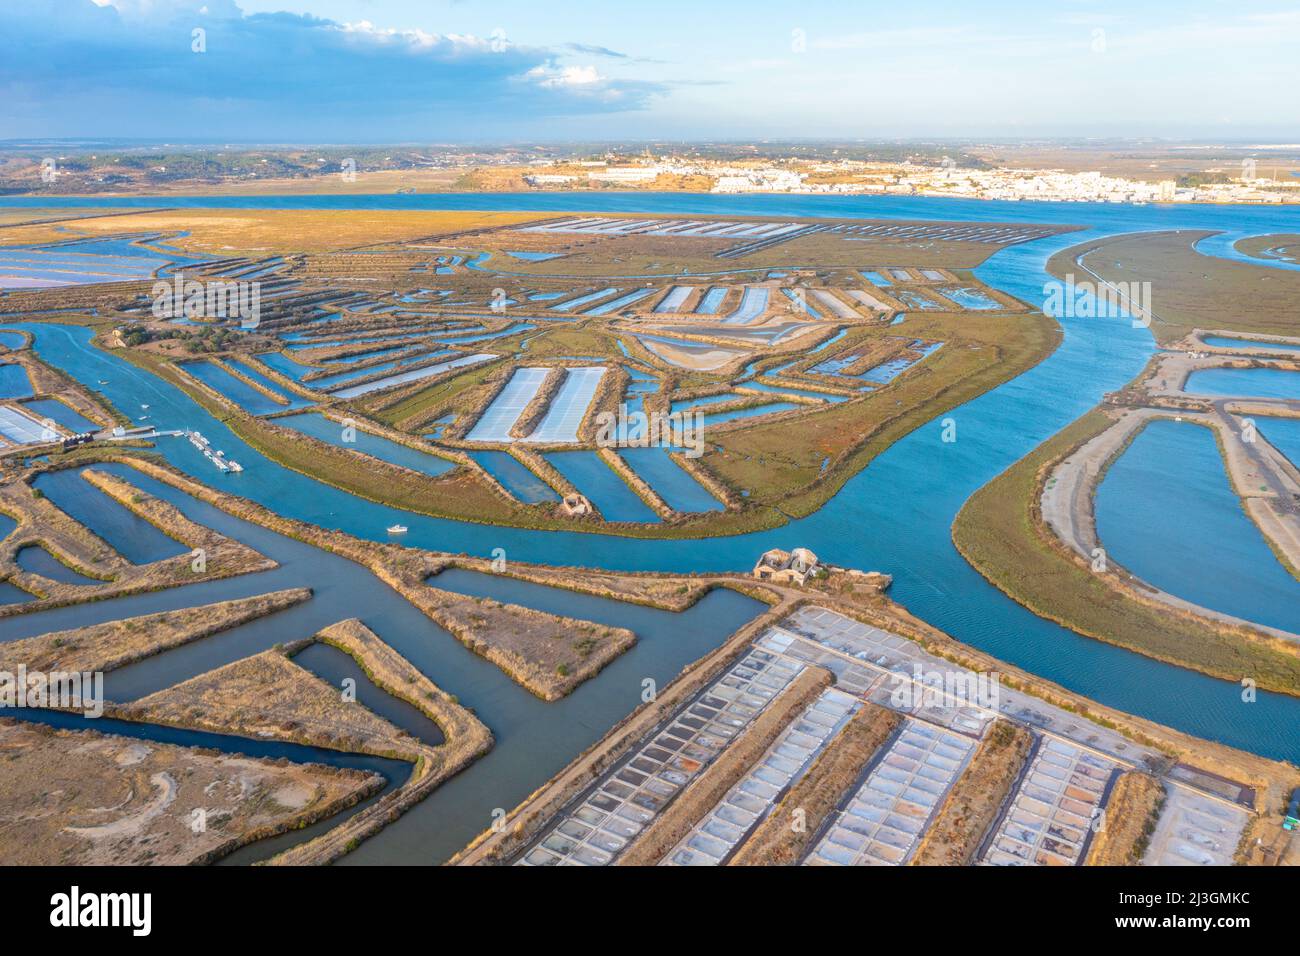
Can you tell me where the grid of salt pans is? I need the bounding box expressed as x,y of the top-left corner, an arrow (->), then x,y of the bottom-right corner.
982,738 -> 1114,866
806,718 -> 975,866
662,687 -> 860,866
516,649 -> 805,866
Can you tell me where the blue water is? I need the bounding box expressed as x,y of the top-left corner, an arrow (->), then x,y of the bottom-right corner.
940,286 -> 1001,310
255,351 -> 315,381
0,363 -> 34,399
0,580 -> 30,605
182,360 -> 286,415
292,641 -> 446,747
583,289 -> 654,316
21,398 -> 97,433
670,393 -> 743,414
544,451 -> 659,522
861,270 -> 891,286
273,412 -> 456,478
507,251 -> 564,262
1096,419 -> 1300,634
1259,416 -> 1300,470
698,401 -> 800,427
1185,367 -> 1300,401
33,468 -> 189,565
810,328 -> 847,354
466,450 -> 560,504
619,447 -> 724,513
6,191 -> 1300,764
437,322 -> 534,344
551,288 -> 620,312
1195,231 -> 1300,274
1202,336 -> 1300,354
15,544 -> 101,585
321,346 -> 405,364
727,287 -> 770,324
0,460 -> 768,865
0,331 -> 25,349
696,286 -> 728,314
225,358 -> 312,410
897,289 -> 943,311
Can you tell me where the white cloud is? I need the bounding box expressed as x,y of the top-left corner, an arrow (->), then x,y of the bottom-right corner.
528,64 -> 604,88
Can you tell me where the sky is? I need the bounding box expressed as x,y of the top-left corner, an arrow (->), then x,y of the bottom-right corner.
2,0 -> 1298,143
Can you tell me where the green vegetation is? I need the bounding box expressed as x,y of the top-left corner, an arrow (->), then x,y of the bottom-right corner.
952,408 -> 1300,695
1048,231 -> 1300,345
707,310 -> 1059,517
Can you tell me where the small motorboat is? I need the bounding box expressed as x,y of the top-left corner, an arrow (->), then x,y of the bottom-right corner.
386,524 -> 408,534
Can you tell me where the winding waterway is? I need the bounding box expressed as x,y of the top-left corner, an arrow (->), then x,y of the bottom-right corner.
3,193 -> 1300,861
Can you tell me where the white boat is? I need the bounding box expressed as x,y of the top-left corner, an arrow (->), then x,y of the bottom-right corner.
226,461 -> 243,473
386,524 -> 408,534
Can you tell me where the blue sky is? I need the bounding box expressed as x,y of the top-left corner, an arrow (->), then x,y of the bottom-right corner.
3,0 -> 1299,142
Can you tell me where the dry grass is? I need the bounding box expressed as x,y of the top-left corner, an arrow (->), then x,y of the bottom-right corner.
0,719 -> 379,866
124,648 -> 421,760
0,209 -> 548,255
910,720 -> 1033,865
1085,772 -> 1166,866
0,589 -> 310,674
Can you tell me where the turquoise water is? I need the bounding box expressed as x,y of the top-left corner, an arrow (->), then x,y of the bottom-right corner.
5,192 -> 1300,767
1259,416 -> 1300,469
619,447 -> 723,513
1184,367 -> 1300,401
1202,336 -> 1300,354
273,412 -> 456,478
466,450 -> 559,503
544,451 -> 659,522
1095,419 -> 1300,634
21,398 -> 97,433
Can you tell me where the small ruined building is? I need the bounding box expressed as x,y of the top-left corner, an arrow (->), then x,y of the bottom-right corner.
561,493 -> 593,517
752,547 -> 819,585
